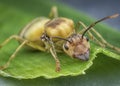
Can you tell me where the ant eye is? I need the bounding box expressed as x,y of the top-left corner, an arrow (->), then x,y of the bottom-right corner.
64,44 -> 69,50
86,37 -> 89,41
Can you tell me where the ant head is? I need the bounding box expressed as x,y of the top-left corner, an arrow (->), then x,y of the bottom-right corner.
63,34 -> 90,61
63,13 -> 119,61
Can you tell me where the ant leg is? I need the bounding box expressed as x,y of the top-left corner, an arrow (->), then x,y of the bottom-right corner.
90,27 -> 120,52
49,38 -> 60,72
50,48 -> 60,72
49,6 -> 58,18
0,40 -> 28,70
41,34 -> 60,71
0,35 -> 24,49
78,21 -> 105,47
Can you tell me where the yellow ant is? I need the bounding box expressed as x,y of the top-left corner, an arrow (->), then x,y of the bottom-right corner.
0,6 -> 120,72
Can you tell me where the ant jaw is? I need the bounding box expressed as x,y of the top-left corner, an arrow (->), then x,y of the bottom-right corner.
73,49 -> 89,61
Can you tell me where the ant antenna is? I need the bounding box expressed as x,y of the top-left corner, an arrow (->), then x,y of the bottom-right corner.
81,14 -> 119,39
52,36 -> 71,43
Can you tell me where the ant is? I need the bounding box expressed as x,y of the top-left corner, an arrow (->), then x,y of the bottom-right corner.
0,6 -> 120,72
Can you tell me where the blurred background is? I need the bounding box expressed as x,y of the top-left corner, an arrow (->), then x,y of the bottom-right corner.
58,0 -> 120,30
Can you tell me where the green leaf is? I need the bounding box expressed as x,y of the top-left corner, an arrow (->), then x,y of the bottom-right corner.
0,0 -> 120,80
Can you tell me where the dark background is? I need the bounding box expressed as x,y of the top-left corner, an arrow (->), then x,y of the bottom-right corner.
58,0 -> 120,30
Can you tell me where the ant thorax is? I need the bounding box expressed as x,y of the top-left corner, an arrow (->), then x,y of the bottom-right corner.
63,34 -> 90,61
45,17 -> 75,40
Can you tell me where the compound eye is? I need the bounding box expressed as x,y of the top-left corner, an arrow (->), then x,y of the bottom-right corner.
64,44 -> 69,50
